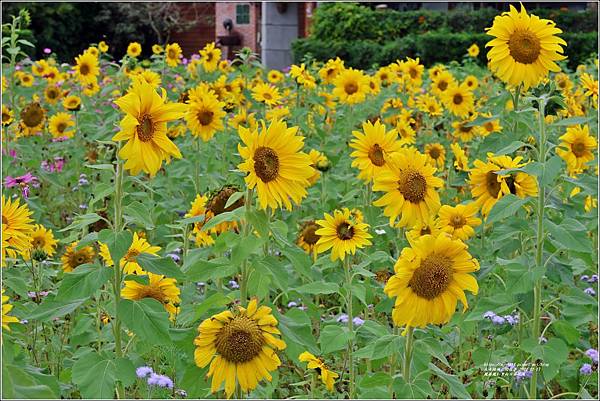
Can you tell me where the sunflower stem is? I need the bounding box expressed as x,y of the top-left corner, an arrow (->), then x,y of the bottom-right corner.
530,97 -> 546,400
403,326 -> 415,383
239,188 -> 254,306
193,138 -> 201,193
343,256 -> 355,399
310,370 -> 317,399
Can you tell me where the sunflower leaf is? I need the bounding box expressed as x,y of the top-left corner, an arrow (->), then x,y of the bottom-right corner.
118,298 -> 171,345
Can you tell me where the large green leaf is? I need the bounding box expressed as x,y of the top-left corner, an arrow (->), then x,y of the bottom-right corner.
486,195 -> 530,225
319,325 -> 352,354
71,352 -> 120,398
292,281 -> 339,295
28,296 -> 87,322
2,364 -> 59,399
428,363 -> 471,399
98,230 -> 133,265
118,298 -> 171,345
56,264 -> 111,301
124,201 -> 155,230
136,253 -> 185,280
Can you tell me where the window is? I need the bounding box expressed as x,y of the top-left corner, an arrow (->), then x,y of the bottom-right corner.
236,4 -> 250,25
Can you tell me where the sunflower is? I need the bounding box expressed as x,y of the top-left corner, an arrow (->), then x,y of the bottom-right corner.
265,105 -> 290,121
19,102 -> 45,136
406,215 -> 442,242
48,112 -> 75,138
375,66 -> 397,87
450,143 -> 470,172
205,186 -> 244,235
469,154 -> 538,217
486,4 -> 567,90
307,149 -> 327,184
1,195 -> 34,263
74,51 -> 99,85
267,69 -> 284,84
199,42 -> 221,72
297,220 -> 321,255
468,43 -> 480,58
333,68 -> 369,104
319,57 -> 345,84
63,95 -> 81,111
424,143 -> 446,169
373,148 -> 444,228
82,81 -> 100,97
32,60 -> 49,76
438,203 -> 482,241
452,116 -> 478,142
585,196 -> 598,213
298,351 -> 339,392
98,40 -> 109,53
112,76 -> 187,176
136,69 -> 162,88
44,66 -> 60,83
165,43 -> 182,67
431,70 -> 456,97
121,272 -> 180,318
229,108 -> 257,130
193,299 -> 286,398
556,125 -> 597,176
251,82 -> 281,107
554,72 -> 573,93
18,72 -> 34,87
2,289 -> 19,331
237,119 -> 313,210
184,193 -> 214,247
402,57 -> 424,86
315,208 -> 372,261
416,94 -> 443,117
350,120 -> 402,182
2,105 -> 14,126
580,73 -> 598,105
127,42 -> 142,58
152,44 -> 163,55
99,232 -> 161,274
442,83 -> 474,118
476,115 -> 502,137
463,75 -> 479,91
43,85 -> 62,104
26,224 -> 58,258
384,233 -> 479,331
61,242 -> 95,272
185,86 -> 226,141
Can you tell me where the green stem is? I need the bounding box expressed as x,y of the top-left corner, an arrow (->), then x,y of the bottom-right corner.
403,326 -> 415,383
530,97 -> 546,400
193,138 -> 201,193
112,156 -> 125,399
310,371 -> 317,399
343,257 -> 355,398
239,188 -> 254,305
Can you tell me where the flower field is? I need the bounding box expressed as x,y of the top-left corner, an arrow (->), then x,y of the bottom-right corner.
1,5 -> 599,400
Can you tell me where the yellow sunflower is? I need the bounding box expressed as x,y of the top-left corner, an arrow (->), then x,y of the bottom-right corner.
438,203 -> 482,241
165,43 -> 182,67
486,4 -> 567,90
452,116 -> 478,142
99,232 -> 161,274
127,42 -> 142,58
251,82 -> 281,107
26,224 -> 58,259
2,105 -> 14,126
431,70 -> 456,97
61,242 -> 95,272
205,186 -> 244,235
463,75 -> 479,91
98,41 -> 109,53
416,94 -> 443,117
396,120 -> 416,146
350,120 -> 402,182
402,57 -> 424,86
112,76 -> 187,176
237,119 -> 313,210
315,208 -> 372,261
580,73 -> 598,106
63,95 -> 81,111
19,102 -> 46,136
373,148 -> 444,228
193,299 -> 286,398
267,70 -> 284,84
1,195 -> 34,264
199,42 -> 221,72
48,112 -> 75,138
184,193 -> 215,248
19,72 -> 34,87
468,43 -> 480,58
298,351 -> 339,392
384,233 -> 479,331
406,215 -> 442,243
424,143 -> 446,169
307,149 -> 327,184
121,272 -> 180,318
296,220 -> 321,256
32,60 -> 49,76
554,72 -> 573,93
556,125 -> 597,176
152,44 -> 163,55
450,143 -> 470,172
229,108 -> 257,130
332,68 -> 369,104
442,83 -> 474,118
185,86 -> 226,142
44,85 -> 62,104
74,51 -> 99,85
319,57 -> 345,84
2,289 -> 19,331
476,115 -> 502,137
136,69 -> 162,88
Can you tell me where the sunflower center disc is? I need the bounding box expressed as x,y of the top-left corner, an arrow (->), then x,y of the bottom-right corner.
216,316 -> 264,363
336,222 -> 355,240
168,49 -> 176,59
47,89 -> 58,99
262,92 -> 272,100
459,123 -> 472,133
508,29 -> 541,65
32,237 -> 45,248
57,123 -> 67,133
197,110 -> 214,126
453,94 -> 463,105
71,251 -> 90,268
253,146 -> 280,183
209,187 -> 243,215
450,214 -> 466,228
22,104 -> 44,127
409,254 -> 453,299
485,171 -> 502,198
398,170 -> 427,203
302,224 -> 320,245
79,63 -> 90,75
484,122 -> 494,132
137,115 -> 154,142
368,144 -> 386,167
437,80 -> 448,91
428,147 -> 441,159
409,68 -> 418,79
345,82 -> 358,95
572,141 -> 587,157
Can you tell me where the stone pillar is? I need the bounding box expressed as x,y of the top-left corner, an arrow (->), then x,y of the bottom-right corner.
261,2 -> 298,70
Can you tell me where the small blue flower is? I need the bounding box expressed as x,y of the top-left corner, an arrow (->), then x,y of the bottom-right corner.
483,311 -> 496,319
515,369 -> 532,382
538,336 -> 548,344
580,363 -> 593,375
491,315 -> 505,325
585,348 -> 599,364
337,314 -> 349,323
589,274 -> 599,283
136,366 -> 153,378
167,253 -> 181,263
229,280 -> 239,289
584,287 -> 596,296
287,301 -> 298,308
352,317 -> 365,326
580,275 -> 590,281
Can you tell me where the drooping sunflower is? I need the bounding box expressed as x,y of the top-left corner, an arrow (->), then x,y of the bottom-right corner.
112,76 -> 187,176
486,4 -> 567,90
61,242 -> 95,272
44,85 -> 62,104
199,42 -> 221,72
251,82 -> 281,107
307,149 -> 327,184
27,224 -> 58,258
121,272 -> 180,318
442,83 -> 474,118
450,143 -> 470,172
296,220 -> 321,256
74,51 -> 99,85
237,119 -> 313,210
193,299 -> 286,398
2,105 -> 14,126
373,148 -> 444,228
185,86 -> 226,142
437,203 -> 482,241
165,43 -> 182,67
298,351 -> 339,392
424,143 -> 446,169
332,68 -> 370,105
127,42 -> 142,58
315,208 -> 372,262
556,125 -> 597,176
1,195 -> 34,263
469,154 -> 539,217
2,289 -> 19,331
350,120 -> 402,182
63,95 -> 81,111
19,102 -> 45,136
384,233 -> 479,331
48,112 -> 75,138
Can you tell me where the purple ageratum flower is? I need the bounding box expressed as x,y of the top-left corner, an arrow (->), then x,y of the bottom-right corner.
483,311 -> 496,319
504,315 -> 518,326
580,363 -> 593,375
147,372 -> 161,385
287,301 -> 298,308
584,287 -> 596,296
491,315 -> 506,325
585,348 -> 599,364
156,375 -> 174,389
352,317 -> 365,326
51,136 -> 69,142
336,314 -> 349,323
182,58 -> 188,65
136,366 -> 153,378
581,275 -> 590,282
504,362 -> 516,371
20,319 -> 28,324
167,253 -> 181,263
515,369 -> 533,382
228,280 -> 239,289
589,275 -> 599,283
43,48 -> 52,54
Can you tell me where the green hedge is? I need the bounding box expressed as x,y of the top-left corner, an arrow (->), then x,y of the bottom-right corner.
292,32 -> 598,70
309,3 -> 598,44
